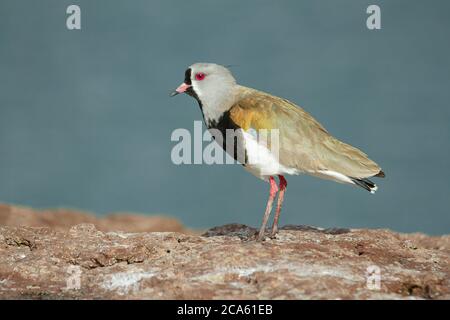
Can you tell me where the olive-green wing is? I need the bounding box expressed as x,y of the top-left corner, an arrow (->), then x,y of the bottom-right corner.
229,90 -> 382,178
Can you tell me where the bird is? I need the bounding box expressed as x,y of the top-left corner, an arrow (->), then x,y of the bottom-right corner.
171,63 -> 385,241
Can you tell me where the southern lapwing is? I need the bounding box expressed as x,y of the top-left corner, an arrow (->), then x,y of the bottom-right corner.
171,63 -> 385,241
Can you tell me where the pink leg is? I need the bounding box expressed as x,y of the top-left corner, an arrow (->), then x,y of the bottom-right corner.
257,176 -> 279,241
271,175 -> 287,237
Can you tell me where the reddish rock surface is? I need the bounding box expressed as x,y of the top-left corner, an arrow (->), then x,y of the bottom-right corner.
0,204 -> 449,299
0,203 -> 190,233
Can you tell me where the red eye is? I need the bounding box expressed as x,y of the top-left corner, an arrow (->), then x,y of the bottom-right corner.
195,72 -> 206,81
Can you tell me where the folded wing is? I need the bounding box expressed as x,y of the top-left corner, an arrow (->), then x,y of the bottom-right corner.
229,89 -> 383,179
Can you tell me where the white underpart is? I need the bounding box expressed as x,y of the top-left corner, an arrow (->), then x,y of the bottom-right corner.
317,170 -> 354,184
317,170 -> 378,194
241,129 -> 298,180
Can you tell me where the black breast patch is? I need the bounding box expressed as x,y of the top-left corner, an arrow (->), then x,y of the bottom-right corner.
207,111 -> 248,164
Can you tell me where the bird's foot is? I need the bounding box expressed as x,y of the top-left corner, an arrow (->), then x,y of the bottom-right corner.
255,228 -> 279,241
256,230 -> 266,242
270,226 -> 278,239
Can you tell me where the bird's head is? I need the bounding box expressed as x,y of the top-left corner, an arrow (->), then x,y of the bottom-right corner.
171,63 -> 237,112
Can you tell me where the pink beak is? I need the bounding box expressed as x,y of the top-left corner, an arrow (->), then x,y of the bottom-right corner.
170,82 -> 191,97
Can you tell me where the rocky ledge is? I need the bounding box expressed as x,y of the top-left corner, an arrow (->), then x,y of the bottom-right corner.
0,204 -> 448,299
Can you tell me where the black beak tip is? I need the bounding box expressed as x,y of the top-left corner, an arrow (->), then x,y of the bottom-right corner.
170,91 -> 179,97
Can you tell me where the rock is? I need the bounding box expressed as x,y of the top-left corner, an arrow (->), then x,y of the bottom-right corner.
0,203 -> 191,234
0,210 -> 448,299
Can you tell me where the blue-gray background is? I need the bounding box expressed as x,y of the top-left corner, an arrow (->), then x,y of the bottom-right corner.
1,0 -> 449,235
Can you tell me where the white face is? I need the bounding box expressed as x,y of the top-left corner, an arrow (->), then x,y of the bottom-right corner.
187,63 -> 237,125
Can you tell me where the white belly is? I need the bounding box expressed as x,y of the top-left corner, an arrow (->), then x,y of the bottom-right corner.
241,129 -> 298,180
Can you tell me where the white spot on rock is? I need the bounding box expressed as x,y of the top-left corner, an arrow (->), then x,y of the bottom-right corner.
101,270 -> 156,295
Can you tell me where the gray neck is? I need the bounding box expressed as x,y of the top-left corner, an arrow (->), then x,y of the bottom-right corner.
193,82 -> 238,127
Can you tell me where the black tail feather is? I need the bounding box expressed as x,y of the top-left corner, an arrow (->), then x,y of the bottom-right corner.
375,170 -> 386,178
351,177 -> 377,193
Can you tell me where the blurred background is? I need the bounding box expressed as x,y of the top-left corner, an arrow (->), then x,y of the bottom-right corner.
0,0 -> 449,234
